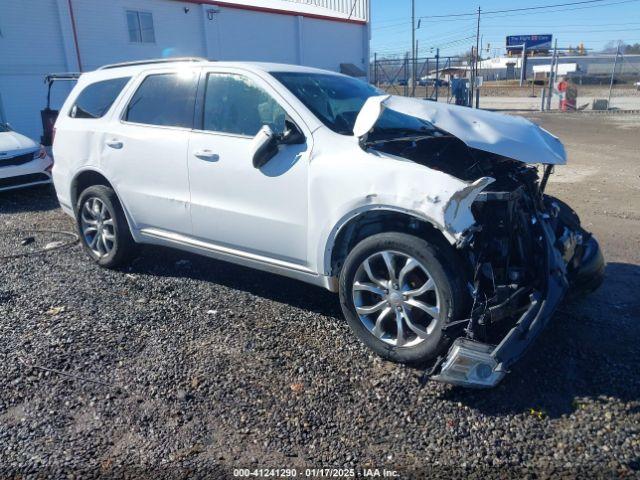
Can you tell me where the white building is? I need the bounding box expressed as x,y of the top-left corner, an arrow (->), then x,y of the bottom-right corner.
0,0 -> 370,141
476,54 -> 640,82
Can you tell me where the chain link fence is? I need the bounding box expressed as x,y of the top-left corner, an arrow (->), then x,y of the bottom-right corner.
371,55 -> 469,103
370,53 -> 640,112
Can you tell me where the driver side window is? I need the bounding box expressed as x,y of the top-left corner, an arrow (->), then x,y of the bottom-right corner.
203,73 -> 286,136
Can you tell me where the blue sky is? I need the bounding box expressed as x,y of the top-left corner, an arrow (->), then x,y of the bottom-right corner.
370,0 -> 640,58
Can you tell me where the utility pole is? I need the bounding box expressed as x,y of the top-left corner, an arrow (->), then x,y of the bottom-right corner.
474,6 -> 481,108
546,39 -> 558,111
411,0 -> 416,97
607,41 -> 621,109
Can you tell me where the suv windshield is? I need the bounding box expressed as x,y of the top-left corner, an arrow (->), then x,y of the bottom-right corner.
271,72 -> 432,136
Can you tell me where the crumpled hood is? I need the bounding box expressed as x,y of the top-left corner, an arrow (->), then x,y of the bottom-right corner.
0,130 -> 38,153
353,95 -> 566,165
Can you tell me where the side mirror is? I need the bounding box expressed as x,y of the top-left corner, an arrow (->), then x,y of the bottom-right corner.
279,118 -> 305,145
251,125 -> 279,169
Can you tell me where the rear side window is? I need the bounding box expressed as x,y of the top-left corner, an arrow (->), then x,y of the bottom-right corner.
70,77 -> 130,119
125,73 -> 198,128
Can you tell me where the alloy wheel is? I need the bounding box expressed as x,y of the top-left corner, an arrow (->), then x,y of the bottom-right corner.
352,250 -> 441,348
80,197 -> 116,258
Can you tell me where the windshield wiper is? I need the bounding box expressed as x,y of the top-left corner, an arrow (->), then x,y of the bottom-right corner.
364,133 -> 436,147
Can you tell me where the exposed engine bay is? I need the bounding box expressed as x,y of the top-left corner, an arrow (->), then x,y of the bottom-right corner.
369,133 -> 605,387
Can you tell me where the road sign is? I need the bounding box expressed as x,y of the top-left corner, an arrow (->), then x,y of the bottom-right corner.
506,35 -> 553,52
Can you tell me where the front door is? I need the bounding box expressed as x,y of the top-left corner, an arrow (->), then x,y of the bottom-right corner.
188,70 -> 310,265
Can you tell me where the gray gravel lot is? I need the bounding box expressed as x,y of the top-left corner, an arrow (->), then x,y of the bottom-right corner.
1,113 -> 639,479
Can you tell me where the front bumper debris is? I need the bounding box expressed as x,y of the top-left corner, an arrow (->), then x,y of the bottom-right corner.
431,220 -> 604,388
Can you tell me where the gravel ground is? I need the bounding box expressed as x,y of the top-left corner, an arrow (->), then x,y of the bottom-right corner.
1,113 -> 639,479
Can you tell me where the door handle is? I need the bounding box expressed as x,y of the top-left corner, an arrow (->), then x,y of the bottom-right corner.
106,139 -> 123,149
194,149 -> 219,161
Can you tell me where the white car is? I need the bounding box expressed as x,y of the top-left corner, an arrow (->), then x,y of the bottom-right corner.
0,123 -> 52,192
52,58 -> 604,387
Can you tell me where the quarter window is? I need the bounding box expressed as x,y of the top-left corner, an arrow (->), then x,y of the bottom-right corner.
202,74 -> 286,136
127,11 -> 155,43
125,73 -> 198,128
70,77 -> 130,119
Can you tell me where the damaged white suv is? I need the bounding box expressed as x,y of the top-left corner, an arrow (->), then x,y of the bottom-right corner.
53,59 -> 604,387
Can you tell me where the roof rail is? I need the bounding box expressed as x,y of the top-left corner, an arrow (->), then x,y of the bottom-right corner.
98,57 -> 208,70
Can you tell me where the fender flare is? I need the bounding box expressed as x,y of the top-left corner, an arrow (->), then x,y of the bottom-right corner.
70,167 -> 138,235
318,204 -> 452,277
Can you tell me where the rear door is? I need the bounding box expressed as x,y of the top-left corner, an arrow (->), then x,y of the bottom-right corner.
101,69 -> 198,235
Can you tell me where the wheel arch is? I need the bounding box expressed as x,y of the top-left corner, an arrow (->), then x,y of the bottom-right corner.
71,168 -> 136,234
324,208 -> 456,279
70,169 -> 114,208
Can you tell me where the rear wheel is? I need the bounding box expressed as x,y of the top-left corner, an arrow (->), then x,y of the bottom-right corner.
339,232 -> 469,364
76,185 -> 134,268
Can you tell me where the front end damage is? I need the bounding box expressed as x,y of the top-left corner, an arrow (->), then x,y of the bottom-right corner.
431,168 -> 604,387
428,157 -> 603,388
358,97 -> 605,388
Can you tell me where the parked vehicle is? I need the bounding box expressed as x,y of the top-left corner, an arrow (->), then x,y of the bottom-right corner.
52,59 -> 604,388
418,77 -> 449,87
0,123 -> 52,192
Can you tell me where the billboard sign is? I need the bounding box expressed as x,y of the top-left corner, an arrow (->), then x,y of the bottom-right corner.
506,35 -> 553,52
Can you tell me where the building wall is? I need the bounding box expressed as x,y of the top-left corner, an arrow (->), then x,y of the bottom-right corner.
207,7 -> 299,63
0,0 -> 369,142
72,0 -> 208,70
0,1 -> 71,142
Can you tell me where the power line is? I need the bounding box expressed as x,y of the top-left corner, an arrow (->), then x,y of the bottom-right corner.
418,0 -> 613,19
374,34 -> 477,56
412,0 -> 639,22
373,0 -> 639,30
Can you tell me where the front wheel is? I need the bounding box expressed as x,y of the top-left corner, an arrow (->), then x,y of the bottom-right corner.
338,232 -> 469,365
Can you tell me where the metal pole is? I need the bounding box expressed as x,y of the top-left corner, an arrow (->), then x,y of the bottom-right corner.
475,48 -> 481,108
424,57 -> 429,99
519,44 -> 527,87
415,39 -> 419,97
372,52 -> 376,86
607,42 -> 620,110
468,48 -> 472,106
546,39 -> 557,111
435,48 -> 440,102
474,6 -> 481,108
404,52 -> 409,97
411,0 -> 416,97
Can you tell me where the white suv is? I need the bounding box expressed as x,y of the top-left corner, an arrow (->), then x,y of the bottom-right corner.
53,58 -> 604,387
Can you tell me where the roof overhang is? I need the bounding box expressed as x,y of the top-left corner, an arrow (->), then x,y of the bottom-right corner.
174,0 -> 368,24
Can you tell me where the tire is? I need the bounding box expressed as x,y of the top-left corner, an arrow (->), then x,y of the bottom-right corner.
338,232 -> 469,365
545,195 -> 605,298
544,194 -> 583,234
76,185 -> 135,268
